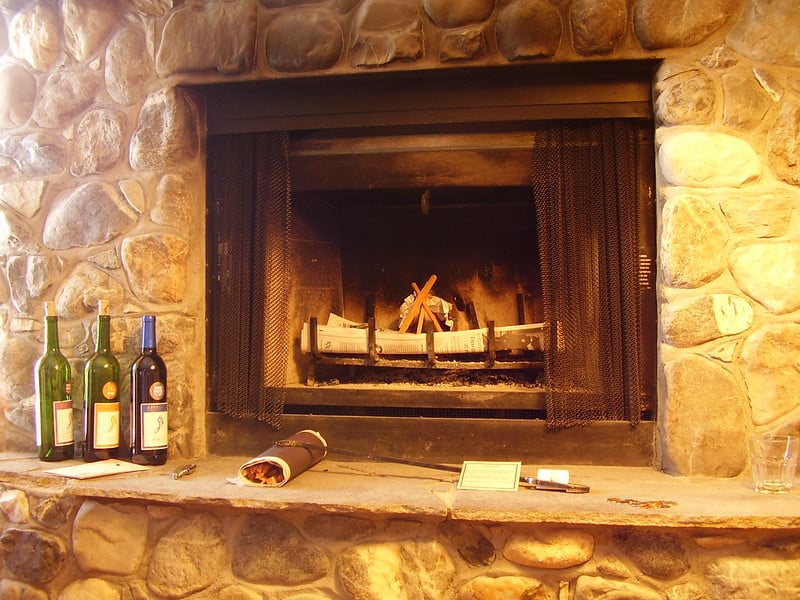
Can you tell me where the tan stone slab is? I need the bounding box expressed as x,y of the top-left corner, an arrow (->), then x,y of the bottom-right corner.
452,465 -> 800,529
1,455 -> 799,530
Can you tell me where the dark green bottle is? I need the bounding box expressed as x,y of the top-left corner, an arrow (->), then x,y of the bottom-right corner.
82,301 -> 120,462
34,301 -> 74,461
130,315 -> 168,465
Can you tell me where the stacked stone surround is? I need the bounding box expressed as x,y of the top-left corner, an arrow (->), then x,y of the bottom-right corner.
0,0 -> 799,596
0,505 -> 780,600
1,0 -> 798,477
1,464 -> 800,600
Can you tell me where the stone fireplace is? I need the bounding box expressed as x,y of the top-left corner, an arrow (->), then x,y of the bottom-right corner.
0,0 -> 795,477
202,66 -> 658,464
1,1 -> 800,598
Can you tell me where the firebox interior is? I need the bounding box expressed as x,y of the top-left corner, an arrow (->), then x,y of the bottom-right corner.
199,63 -> 658,464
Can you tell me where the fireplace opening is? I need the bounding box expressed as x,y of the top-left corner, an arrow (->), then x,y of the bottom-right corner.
289,127 -> 547,411
293,181 -> 544,414
199,64 -> 658,463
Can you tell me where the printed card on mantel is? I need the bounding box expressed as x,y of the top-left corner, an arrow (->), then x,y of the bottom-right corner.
457,461 -> 521,492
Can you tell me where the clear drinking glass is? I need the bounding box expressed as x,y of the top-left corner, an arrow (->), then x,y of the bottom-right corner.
750,435 -> 800,494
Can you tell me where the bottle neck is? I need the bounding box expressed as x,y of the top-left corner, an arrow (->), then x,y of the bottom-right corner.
141,316 -> 157,352
44,316 -> 60,353
96,315 -> 111,353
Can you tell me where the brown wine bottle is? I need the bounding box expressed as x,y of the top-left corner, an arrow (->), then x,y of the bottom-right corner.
130,315 -> 168,465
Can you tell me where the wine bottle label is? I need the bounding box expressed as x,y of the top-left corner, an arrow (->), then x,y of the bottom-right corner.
93,402 -> 120,449
54,400 -> 74,446
140,403 -> 168,450
149,381 -> 165,401
102,381 -> 118,400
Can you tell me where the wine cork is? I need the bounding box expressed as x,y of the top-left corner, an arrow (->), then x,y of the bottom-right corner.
98,300 -> 108,315
44,301 -> 56,317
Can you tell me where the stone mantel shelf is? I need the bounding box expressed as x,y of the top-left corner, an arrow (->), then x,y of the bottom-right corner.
1,454 -> 798,531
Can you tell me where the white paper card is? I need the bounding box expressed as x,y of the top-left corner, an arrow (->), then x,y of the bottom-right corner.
44,459 -> 151,479
457,461 -> 521,491
536,468 -> 570,484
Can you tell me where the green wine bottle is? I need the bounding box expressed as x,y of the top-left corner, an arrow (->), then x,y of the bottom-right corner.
34,301 -> 75,461
130,315 -> 168,465
82,300 -> 120,462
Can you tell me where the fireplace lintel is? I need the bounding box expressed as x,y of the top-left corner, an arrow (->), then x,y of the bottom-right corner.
195,60 -> 658,136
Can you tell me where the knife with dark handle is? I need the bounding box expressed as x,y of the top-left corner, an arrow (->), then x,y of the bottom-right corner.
520,476 -> 590,494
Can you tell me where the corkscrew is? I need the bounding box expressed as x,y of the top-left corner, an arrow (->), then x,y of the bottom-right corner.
171,463 -> 196,479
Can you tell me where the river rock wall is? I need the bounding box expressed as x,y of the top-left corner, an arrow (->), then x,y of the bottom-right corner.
1,485 -> 799,599
0,0 -> 798,478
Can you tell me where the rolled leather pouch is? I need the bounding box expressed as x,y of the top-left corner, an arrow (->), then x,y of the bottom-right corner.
237,429 -> 328,487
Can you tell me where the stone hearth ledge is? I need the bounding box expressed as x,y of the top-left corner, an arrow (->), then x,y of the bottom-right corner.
1,455 -> 797,530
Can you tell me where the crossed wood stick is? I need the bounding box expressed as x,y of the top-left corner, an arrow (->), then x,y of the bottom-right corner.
398,274 -> 444,334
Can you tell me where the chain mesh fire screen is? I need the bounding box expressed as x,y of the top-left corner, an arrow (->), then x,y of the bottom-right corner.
208,121 -> 653,429
532,119 -> 645,427
208,132 -> 292,428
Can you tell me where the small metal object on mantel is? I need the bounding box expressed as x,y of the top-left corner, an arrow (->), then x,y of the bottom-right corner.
607,497 -> 676,509
276,439 -> 590,493
171,463 -> 196,480
519,476 -> 590,494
